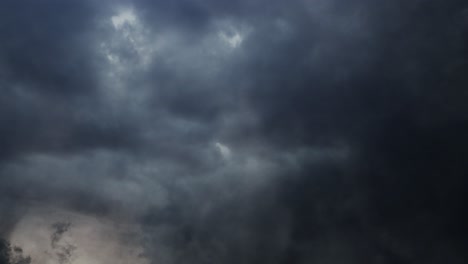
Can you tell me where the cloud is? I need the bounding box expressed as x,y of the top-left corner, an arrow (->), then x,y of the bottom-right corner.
1,0 -> 468,263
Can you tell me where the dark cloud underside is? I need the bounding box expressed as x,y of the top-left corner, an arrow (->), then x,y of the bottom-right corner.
1,0 -> 468,263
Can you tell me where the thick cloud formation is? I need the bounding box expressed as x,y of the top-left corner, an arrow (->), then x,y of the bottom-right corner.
1,0 -> 468,263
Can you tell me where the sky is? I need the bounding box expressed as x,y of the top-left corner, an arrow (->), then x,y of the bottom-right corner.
1,0 -> 468,263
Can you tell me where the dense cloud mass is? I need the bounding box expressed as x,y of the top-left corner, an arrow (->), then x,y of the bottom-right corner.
1,0 -> 468,263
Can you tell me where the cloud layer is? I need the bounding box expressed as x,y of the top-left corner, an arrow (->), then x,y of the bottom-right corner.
1,0 -> 468,263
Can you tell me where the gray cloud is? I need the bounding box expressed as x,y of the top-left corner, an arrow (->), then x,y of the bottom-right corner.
1,0 -> 468,263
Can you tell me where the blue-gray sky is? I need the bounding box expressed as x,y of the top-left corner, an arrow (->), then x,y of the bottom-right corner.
1,0 -> 468,263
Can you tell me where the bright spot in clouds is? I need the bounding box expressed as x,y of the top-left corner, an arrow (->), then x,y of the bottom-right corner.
219,31 -> 244,48
9,207 -> 148,264
215,142 -> 232,160
111,9 -> 137,29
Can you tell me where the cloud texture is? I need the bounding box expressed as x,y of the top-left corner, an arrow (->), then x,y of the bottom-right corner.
1,0 -> 468,263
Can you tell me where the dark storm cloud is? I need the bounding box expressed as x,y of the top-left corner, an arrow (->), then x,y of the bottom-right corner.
252,0 -> 468,147
0,0 -> 140,161
1,0 -> 468,263
233,0 -> 468,262
0,0 -> 98,95
0,0 -> 147,239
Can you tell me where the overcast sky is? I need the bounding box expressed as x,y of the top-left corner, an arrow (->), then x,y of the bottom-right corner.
1,0 -> 468,263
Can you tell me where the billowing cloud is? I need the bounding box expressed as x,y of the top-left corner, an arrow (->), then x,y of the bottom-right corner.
1,0 -> 468,263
